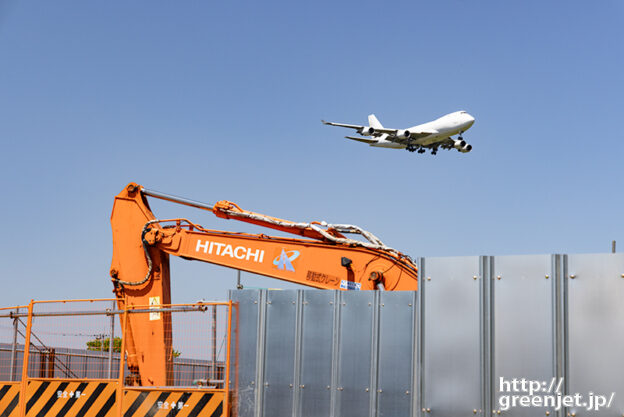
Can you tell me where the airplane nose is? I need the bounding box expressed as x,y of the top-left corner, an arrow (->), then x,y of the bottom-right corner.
466,113 -> 475,126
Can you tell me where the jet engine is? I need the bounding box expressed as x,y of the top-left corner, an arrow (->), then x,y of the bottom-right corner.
459,144 -> 473,153
396,129 -> 411,139
454,139 -> 467,149
360,126 -> 375,136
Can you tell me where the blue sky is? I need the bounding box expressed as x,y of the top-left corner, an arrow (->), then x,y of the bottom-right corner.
1,1 -> 622,306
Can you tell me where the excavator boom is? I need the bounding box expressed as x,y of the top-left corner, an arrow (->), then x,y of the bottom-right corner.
110,183 -> 418,385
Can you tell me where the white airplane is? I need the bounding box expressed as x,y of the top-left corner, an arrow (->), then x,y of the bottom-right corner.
322,111 -> 475,154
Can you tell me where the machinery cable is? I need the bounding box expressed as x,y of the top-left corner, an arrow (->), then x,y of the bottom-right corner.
111,220 -> 159,287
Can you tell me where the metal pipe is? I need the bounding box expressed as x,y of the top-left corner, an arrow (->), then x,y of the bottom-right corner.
212,305 -> 217,382
47,348 -> 55,378
0,305 -> 209,319
224,301 -> 234,414
0,348 -> 107,359
236,270 -> 243,290
98,334 -> 103,379
39,348 -> 46,378
123,306 -> 211,314
141,187 -> 214,211
1,347 -> 215,371
9,307 -> 19,381
117,303 -> 128,411
18,301 -> 34,417
108,301 -> 115,379
0,348 -> 117,361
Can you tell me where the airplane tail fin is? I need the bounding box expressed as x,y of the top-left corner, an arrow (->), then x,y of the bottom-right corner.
368,114 -> 383,129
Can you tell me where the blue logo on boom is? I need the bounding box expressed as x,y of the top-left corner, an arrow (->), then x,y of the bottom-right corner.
273,249 -> 300,272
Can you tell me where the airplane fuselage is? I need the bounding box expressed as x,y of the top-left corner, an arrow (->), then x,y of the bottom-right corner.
322,110 -> 475,154
371,111 -> 475,148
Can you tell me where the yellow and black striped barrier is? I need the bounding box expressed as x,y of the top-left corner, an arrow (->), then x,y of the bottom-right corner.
24,379 -> 118,417
122,389 -> 224,417
0,382 -> 21,417
0,381 -> 226,417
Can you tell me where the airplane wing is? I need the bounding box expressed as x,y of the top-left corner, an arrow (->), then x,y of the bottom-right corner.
344,136 -> 378,144
437,137 -> 457,149
321,120 -> 366,130
422,137 -> 473,153
321,120 -> 386,137
384,129 -> 437,142
322,119 -> 437,140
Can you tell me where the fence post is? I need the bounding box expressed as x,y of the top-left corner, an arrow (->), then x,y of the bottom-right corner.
117,299 -> 128,417
9,307 -> 19,381
225,301 -> 233,417
108,300 -> 115,379
47,349 -> 55,378
212,304 -> 218,383
18,300 -> 34,417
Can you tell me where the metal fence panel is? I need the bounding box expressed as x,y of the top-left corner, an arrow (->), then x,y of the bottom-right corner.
0,307 -> 26,382
299,291 -> 334,417
377,291 -> 416,417
0,300 -> 235,417
336,291 -> 375,417
229,289 -> 260,417
262,291 -> 298,417
421,256 -> 482,417
227,252 -> 624,417
492,255 -> 555,416
28,300 -> 120,380
0,346 -> 23,382
567,253 -> 624,416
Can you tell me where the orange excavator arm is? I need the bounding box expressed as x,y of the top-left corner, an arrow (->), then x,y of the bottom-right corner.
110,183 -> 418,386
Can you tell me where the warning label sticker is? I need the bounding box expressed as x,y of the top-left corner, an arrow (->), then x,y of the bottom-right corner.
149,296 -> 161,321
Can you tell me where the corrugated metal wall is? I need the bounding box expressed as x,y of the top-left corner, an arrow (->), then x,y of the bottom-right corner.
229,253 -> 624,417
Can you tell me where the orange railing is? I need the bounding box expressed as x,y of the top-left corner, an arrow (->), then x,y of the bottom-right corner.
0,298 -> 236,417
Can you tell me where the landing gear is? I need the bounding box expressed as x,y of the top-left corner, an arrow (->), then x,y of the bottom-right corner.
406,144 -> 437,154
458,131 -> 464,141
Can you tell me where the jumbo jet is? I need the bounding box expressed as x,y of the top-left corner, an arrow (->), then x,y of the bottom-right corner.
322,111 -> 475,154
